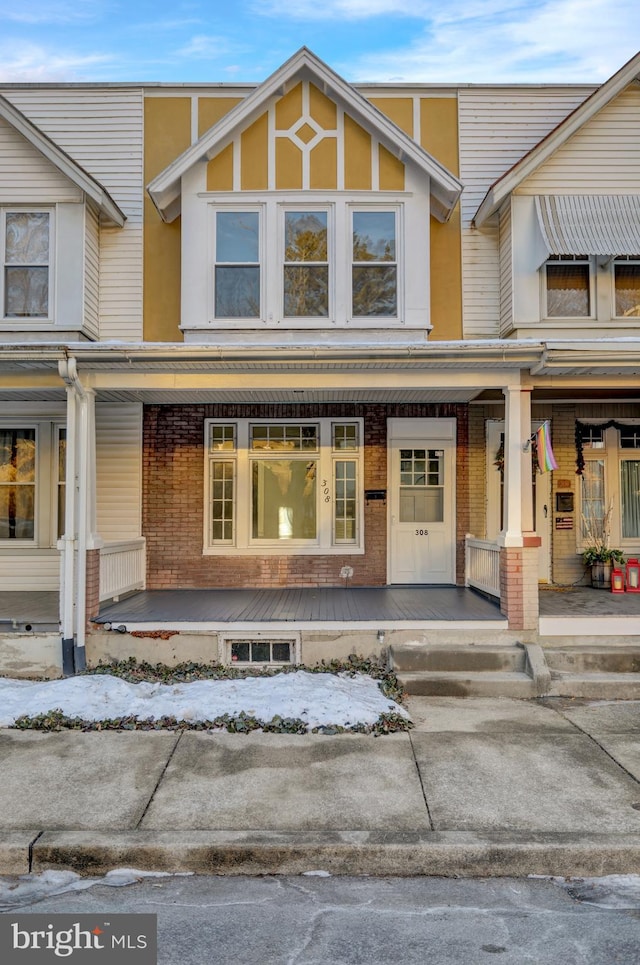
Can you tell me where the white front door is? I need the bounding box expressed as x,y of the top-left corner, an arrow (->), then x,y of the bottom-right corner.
388,418 -> 456,584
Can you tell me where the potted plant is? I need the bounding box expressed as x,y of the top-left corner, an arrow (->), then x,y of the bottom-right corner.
582,507 -> 624,588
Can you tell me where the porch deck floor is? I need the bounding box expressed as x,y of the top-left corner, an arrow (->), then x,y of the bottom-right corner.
95,586 -> 503,627
3,585 -> 640,633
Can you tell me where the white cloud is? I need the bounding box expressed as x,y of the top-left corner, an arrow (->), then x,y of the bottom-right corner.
0,43 -> 115,82
0,0 -> 108,26
175,34 -> 244,60
342,0 -> 640,82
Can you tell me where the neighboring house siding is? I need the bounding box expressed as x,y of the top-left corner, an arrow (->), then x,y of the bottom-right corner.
84,202 -> 100,340
458,86 -> 593,337
0,115 -> 81,201
96,403 -> 143,541
3,88 -> 144,341
520,85 -> 640,194
499,202 -> 513,336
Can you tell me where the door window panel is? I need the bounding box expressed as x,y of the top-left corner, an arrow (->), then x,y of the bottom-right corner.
399,448 -> 444,523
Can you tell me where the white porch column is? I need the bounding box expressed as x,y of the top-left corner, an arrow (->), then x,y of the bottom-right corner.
499,385 -> 524,547
60,384 -> 78,675
520,387 -> 535,535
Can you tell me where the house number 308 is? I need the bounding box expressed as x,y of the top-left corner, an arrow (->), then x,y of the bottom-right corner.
321,479 -> 331,503
415,529 -> 429,536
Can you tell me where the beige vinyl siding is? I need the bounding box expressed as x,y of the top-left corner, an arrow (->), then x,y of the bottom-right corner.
498,202 -> 513,336
96,403 -> 142,541
3,88 -> 144,340
520,86 -> 640,194
0,115 -> 81,202
0,552 -> 59,591
458,86 -> 593,337
84,202 -> 100,339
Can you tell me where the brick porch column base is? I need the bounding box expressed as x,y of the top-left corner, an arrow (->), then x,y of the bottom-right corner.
85,548 -> 101,629
499,545 -> 539,631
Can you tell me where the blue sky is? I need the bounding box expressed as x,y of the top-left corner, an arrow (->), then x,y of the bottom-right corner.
0,0 -> 639,85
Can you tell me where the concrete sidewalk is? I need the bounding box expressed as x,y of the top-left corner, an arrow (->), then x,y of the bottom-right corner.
1,697 -> 640,878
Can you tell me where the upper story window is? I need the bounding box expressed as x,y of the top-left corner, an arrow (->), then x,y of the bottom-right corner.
614,257 -> 640,318
352,210 -> 397,317
2,210 -> 51,320
213,210 -> 260,318
208,200 -> 402,326
545,255 -> 590,318
284,210 -> 329,317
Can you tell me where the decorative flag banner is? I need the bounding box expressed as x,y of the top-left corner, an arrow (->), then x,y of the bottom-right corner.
536,421 -> 558,473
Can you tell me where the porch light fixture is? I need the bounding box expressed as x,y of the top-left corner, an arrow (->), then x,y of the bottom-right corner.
377,629 -> 385,644
626,558 -> 640,593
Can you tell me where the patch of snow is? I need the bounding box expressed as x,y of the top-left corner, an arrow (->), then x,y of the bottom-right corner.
0,671 -> 407,730
0,869 -> 193,911
547,874 -> 640,909
301,870 -> 332,877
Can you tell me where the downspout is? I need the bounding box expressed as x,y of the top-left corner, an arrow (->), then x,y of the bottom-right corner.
58,357 -> 87,673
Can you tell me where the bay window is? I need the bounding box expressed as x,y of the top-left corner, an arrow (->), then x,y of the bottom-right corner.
205,418 -> 363,553
208,200 -> 403,326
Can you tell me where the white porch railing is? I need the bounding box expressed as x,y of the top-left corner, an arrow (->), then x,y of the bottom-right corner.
465,536 -> 500,599
99,538 -> 146,602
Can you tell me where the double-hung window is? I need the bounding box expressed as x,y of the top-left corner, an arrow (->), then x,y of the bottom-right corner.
2,210 -> 51,320
545,255 -> 591,318
205,418 -> 363,553
0,422 -> 66,545
614,257 -> 640,318
283,210 -> 329,317
213,210 -> 261,318
352,210 -> 397,317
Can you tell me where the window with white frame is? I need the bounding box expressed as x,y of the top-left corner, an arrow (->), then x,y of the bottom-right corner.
213,210 -> 261,318
352,210 -> 397,317
208,200 -> 402,325
2,210 -> 51,319
579,423 -> 640,549
545,255 -> 591,318
614,257 -> 640,318
205,418 -> 363,553
0,422 -> 64,545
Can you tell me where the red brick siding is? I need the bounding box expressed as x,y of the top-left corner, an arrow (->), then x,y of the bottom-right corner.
143,403 -> 469,588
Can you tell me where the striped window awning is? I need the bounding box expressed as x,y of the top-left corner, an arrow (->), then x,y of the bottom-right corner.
535,195 -> 640,257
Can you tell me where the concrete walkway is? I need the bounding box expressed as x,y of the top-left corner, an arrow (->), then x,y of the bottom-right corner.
1,697 -> 640,878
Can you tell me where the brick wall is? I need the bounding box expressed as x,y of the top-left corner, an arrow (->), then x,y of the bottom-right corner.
143,402 -> 469,588
85,549 -> 100,626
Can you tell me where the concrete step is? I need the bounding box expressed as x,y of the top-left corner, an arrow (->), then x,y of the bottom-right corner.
545,647 -> 640,674
398,671 -> 537,698
390,643 -> 527,674
548,672 -> 640,699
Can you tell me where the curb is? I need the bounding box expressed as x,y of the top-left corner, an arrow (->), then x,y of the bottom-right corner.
6,830 -> 640,878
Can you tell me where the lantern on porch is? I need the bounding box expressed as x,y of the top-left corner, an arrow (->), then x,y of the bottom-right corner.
625,558 -> 640,593
611,568 -> 625,594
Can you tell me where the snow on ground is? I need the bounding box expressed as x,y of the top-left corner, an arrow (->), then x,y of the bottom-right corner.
0,869 -> 192,911
0,671 -> 407,729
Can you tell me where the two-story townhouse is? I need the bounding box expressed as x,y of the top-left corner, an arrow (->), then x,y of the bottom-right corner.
1,48 -> 640,681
